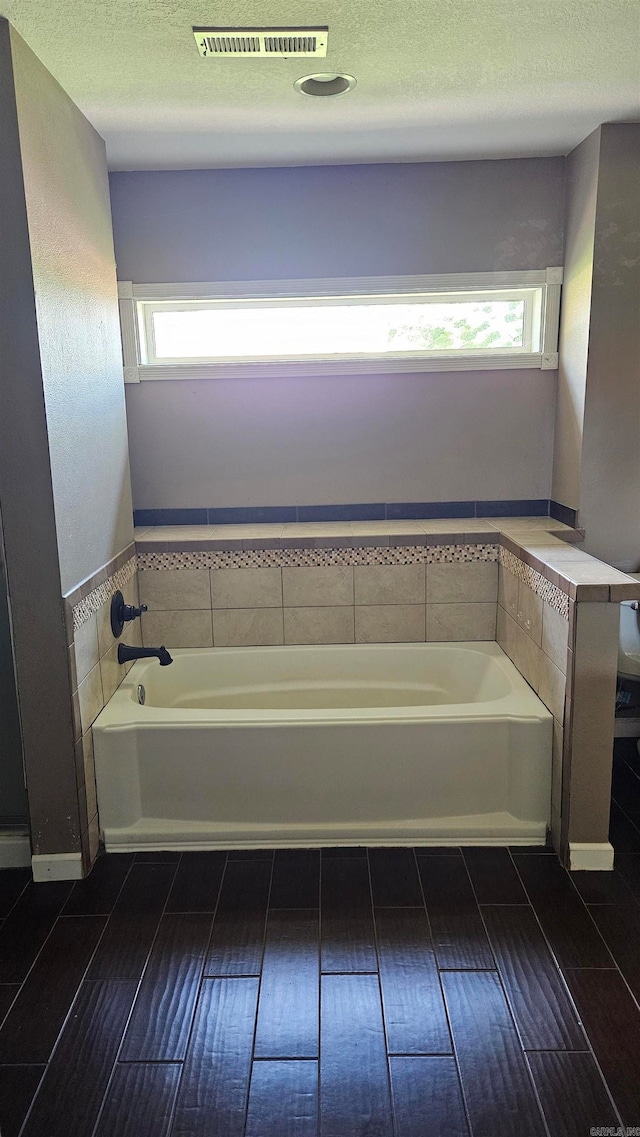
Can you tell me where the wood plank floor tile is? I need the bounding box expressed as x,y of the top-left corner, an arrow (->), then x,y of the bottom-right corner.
506,845 -> 555,855
269,850 -> 320,908
481,904 -> 585,1050
527,1052 -> 620,1137
0,915 -> 106,1064
0,1065 -> 45,1137
563,968 -> 640,1126
0,868 -> 31,918
62,853 -> 134,915
320,857 -> 377,973
609,801 -> 640,853
20,979 -> 138,1137
612,754 -> 640,812
512,855 -> 614,968
588,903 -> 640,1000
613,853 -> 640,900
462,849 -> 528,904
255,910 -> 319,1059
416,856 -> 495,969
87,862 -> 176,980
95,1062 -> 182,1137
368,848 -> 423,906
0,881 -> 73,983
390,1056 -> 469,1137
441,970 -> 546,1137
320,973 -> 393,1137
204,860 -> 271,976
374,907 -> 451,1055
0,983 -> 18,1023
166,851 -> 227,913
171,977 -> 258,1137
569,868 -> 637,904
245,1061 -> 318,1137
119,912 -> 212,1061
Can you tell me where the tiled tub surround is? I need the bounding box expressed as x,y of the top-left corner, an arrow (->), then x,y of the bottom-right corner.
130,519 -> 640,869
64,549 -> 140,873
137,550 -> 500,649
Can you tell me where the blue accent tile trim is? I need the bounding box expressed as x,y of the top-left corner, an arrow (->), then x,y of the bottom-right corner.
549,500 -> 578,527
297,503 -> 385,522
134,508 -> 208,527
386,501 -> 476,519
134,500 -> 563,527
476,499 -> 549,517
207,506 -> 298,525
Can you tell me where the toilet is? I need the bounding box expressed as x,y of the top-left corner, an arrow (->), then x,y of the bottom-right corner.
618,572 -> 640,680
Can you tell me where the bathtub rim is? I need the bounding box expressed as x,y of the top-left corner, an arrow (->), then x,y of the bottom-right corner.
94,641 -> 552,729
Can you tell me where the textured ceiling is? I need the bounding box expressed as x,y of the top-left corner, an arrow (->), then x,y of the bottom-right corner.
4,0 -> 640,169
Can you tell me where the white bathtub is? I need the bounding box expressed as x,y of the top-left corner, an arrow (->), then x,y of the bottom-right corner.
92,641 -> 552,851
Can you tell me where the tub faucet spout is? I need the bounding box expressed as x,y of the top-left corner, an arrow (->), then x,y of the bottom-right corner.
117,644 -> 173,666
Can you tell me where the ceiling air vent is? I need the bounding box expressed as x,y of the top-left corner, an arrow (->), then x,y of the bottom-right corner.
193,27 -> 328,58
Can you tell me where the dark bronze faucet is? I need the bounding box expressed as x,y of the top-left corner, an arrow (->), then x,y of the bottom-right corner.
117,644 -> 173,666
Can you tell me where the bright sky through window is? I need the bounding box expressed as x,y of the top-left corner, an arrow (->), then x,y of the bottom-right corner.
150,298 -> 526,361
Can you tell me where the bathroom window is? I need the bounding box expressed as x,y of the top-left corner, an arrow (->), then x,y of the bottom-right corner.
118,269 -> 562,382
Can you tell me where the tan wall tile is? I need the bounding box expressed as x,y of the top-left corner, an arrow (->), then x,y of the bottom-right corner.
284,606 -> 355,645
354,564 -> 425,606
211,568 -> 282,609
542,602 -> 569,674
517,581 -> 543,646
514,626 -> 542,690
355,605 -> 425,643
498,565 -> 519,618
427,602 -> 496,642
552,719 -> 563,815
496,605 -> 517,661
138,569 -> 211,611
538,652 -> 566,720
100,643 -> 126,704
142,609 -> 213,648
213,608 -> 284,647
73,613 -> 99,686
78,662 -> 104,735
282,566 -> 354,607
81,731 -> 97,822
427,562 -> 498,604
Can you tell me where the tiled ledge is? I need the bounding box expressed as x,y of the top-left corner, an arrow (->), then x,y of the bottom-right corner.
135,516 -> 582,551
134,517 -> 640,605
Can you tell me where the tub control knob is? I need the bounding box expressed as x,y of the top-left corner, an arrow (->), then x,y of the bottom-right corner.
110,590 -> 148,638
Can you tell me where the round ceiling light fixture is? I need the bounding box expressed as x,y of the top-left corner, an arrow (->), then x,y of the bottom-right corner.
294,72 -> 357,97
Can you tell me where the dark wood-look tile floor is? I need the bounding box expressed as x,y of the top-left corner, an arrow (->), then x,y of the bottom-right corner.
0,746 -> 639,1135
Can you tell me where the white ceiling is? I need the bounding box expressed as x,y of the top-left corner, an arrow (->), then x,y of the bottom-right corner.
4,0 -> 640,169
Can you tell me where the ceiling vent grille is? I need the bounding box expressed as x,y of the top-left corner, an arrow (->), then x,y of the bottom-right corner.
193,27 -> 328,57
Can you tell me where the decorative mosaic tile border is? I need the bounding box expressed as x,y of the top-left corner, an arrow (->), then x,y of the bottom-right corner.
72,556 -> 137,632
499,547 -> 569,619
137,543 -> 500,572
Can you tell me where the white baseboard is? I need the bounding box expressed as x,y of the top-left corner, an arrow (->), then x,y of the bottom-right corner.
569,841 -> 615,871
31,852 -> 83,882
0,828 -> 31,868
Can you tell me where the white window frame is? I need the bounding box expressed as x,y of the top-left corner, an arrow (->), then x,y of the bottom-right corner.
118,269 -> 563,383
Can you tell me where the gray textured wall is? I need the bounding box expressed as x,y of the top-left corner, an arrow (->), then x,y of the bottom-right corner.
12,30 -> 133,595
0,21 -> 79,855
552,124 -> 640,570
0,552 -> 27,823
110,158 -> 565,510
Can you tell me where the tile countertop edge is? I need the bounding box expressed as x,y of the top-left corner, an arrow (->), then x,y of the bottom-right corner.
133,518 -> 640,605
